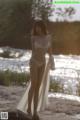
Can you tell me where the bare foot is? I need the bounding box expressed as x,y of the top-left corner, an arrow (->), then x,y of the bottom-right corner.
27,108 -> 32,116
32,113 -> 40,120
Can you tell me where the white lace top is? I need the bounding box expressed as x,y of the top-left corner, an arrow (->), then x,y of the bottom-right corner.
31,34 -> 51,65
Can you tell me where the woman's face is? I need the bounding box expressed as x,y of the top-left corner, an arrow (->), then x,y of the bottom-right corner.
36,26 -> 42,35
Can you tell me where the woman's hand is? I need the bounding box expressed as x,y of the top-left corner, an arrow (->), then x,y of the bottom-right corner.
49,56 -> 55,70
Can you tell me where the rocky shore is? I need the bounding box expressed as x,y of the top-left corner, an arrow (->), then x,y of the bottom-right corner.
0,85 -> 80,120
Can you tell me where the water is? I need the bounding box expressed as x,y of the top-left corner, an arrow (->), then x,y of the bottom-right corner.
0,47 -> 80,96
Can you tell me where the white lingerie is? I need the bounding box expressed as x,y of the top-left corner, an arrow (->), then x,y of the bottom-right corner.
30,34 -> 51,66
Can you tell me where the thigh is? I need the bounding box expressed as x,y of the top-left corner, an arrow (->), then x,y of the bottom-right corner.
37,63 -> 45,88
30,60 -> 38,88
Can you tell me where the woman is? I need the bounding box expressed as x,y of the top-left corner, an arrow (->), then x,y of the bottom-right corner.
27,20 -> 54,119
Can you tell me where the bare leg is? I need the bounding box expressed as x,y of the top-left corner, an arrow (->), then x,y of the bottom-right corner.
27,85 -> 34,114
33,63 -> 45,114
27,62 -> 37,114
33,85 -> 40,114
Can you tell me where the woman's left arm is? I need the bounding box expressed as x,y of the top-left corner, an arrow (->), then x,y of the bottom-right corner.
48,37 -> 55,70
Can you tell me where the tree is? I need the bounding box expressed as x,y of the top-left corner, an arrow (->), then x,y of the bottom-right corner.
0,0 -> 53,48
55,7 -> 76,21
32,0 -> 54,21
0,0 -> 33,48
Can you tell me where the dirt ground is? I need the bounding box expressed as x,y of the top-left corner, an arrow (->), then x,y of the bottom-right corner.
0,85 -> 80,120
39,97 -> 80,120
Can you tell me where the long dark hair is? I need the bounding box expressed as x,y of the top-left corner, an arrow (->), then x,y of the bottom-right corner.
32,20 -> 48,36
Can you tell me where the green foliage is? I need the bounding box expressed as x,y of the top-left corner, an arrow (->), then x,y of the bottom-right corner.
32,0 -> 53,21
0,49 -> 23,58
77,81 -> 80,96
0,0 -> 33,48
55,7 -> 76,21
0,70 -> 30,86
0,50 -> 11,58
49,79 -> 64,93
0,0 -> 53,48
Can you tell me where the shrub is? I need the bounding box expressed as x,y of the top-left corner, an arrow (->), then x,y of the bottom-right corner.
49,79 -> 64,93
77,81 -> 80,96
0,50 -> 11,58
0,70 -> 30,86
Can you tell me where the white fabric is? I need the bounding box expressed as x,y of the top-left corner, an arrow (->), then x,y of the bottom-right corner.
17,57 -> 50,114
